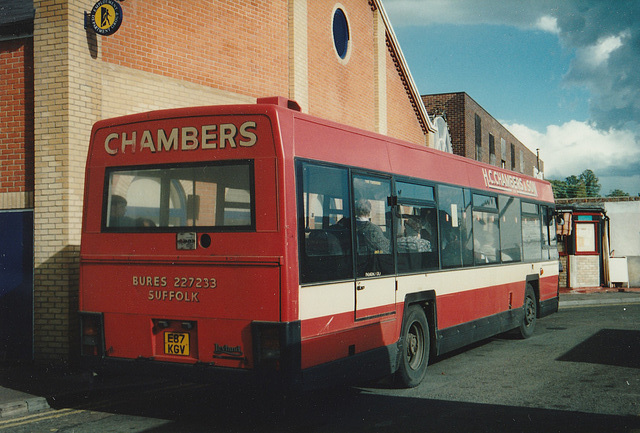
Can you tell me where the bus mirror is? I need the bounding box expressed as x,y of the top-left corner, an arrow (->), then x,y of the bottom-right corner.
187,195 -> 200,220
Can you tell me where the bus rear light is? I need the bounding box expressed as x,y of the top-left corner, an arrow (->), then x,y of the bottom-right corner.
251,321 -> 301,373
80,312 -> 105,357
252,324 -> 281,370
260,328 -> 282,360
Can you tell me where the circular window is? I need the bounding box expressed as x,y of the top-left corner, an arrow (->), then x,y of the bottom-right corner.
332,7 -> 350,60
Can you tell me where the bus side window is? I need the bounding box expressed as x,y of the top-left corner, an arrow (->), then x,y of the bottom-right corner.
461,189 -> 474,266
353,175 -> 394,278
499,195 -> 522,263
298,163 -> 353,284
396,205 -> 438,272
522,202 -> 542,261
439,186 -> 461,268
439,186 -> 474,268
542,205 -> 559,260
396,181 -> 438,273
472,194 -> 500,265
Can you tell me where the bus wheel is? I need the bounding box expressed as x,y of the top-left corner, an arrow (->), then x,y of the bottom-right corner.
396,305 -> 429,388
519,285 -> 537,339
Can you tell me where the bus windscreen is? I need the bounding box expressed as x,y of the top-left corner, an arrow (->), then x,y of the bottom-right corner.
103,161 -> 254,231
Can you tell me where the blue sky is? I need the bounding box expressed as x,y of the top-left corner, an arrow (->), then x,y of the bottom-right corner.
383,0 -> 640,196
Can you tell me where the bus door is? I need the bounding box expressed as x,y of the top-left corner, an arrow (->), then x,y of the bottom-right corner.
352,174 -> 396,320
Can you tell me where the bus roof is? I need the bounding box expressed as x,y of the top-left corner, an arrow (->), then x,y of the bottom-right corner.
88,97 -> 554,204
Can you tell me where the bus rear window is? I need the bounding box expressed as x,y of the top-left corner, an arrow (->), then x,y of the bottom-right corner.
103,161 -> 254,231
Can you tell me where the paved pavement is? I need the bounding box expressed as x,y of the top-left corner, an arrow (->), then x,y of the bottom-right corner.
2,289 -> 640,419
0,367 -> 57,418
559,288 -> 640,307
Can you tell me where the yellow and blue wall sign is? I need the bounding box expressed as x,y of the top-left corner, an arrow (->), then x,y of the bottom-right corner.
85,0 -> 123,36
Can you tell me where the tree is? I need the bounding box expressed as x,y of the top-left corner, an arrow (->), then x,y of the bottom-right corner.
549,169 -> 603,198
607,189 -> 630,197
579,169 -> 601,197
551,169 -> 602,198
550,179 -> 569,198
565,175 -> 587,198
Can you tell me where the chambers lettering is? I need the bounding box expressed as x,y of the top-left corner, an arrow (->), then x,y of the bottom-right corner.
104,121 -> 258,155
481,168 -> 538,197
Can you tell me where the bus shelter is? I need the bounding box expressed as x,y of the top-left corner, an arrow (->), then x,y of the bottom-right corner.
556,205 -> 611,289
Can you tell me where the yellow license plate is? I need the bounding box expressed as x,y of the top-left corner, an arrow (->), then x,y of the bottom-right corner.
164,332 -> 190,356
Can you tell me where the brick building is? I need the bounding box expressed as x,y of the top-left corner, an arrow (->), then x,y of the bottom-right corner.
0,1 -> 35,360
0,0 -> 436,361
422,92 -> 543,178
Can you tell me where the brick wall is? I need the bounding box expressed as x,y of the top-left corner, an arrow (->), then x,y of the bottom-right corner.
385,41 -> 426,145
101,0 -> 289,100
289,0 -> 309,112
100,63 -> 255,119
422,92 -> 541,177
0,38 -> 34,209
557,240 -> 568,288
307,1 -> 375,131
32,0 -> 102,361
559,256 -> 568,288
569,255 -> 600,288
305,1 -> 426,144
373,9 -> 386,135
421,93 -> 465,155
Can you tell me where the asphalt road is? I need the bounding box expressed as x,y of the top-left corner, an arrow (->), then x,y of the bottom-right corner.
1,303 -> 639,432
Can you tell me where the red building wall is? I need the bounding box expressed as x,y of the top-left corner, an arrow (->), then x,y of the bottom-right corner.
386,52 -> 428,145
421,92 -> 466,156
422,92 -> 542,176
0,38 -> 34,197
307,0 -> 376,131
101,0 -> 290,99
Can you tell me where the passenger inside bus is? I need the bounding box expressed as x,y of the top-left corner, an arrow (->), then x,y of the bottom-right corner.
109,195 -> 135,227
355,198 -> 390,255
397,217 -> 432,253
108,194 -> 157,228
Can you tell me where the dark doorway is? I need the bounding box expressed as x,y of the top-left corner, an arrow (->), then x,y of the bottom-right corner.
0,210 -> 34,360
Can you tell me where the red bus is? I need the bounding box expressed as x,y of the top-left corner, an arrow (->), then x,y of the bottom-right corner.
79,96 -> 559,389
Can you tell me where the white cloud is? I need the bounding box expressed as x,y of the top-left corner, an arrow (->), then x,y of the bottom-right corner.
385,0 -> 640,129
383,0 -> 640,194
535,15 -> 559,34
505,121 -> 640,195
383,0 -> 561,30
577,31 -> 628,68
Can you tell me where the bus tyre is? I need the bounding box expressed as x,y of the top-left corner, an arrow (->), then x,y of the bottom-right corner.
396,305 -> 429,388
519,285 -> 537,339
